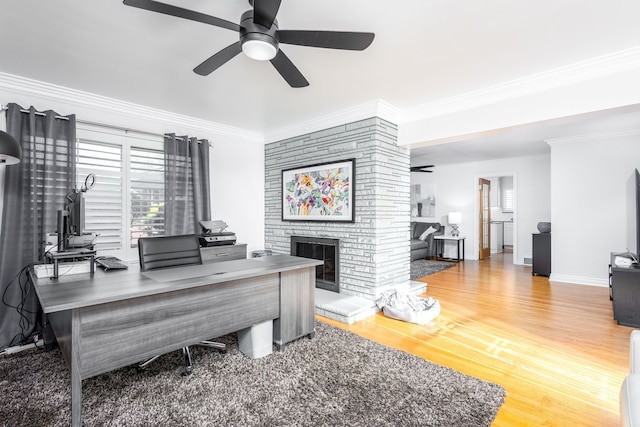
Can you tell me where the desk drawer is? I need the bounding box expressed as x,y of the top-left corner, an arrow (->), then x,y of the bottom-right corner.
200,244 -> 247,263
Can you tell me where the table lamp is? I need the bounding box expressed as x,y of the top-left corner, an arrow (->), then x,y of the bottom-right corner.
0,130 -> 21,165
448,211 -> 462,237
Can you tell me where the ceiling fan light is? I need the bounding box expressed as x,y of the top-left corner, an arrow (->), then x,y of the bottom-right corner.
0,130 -> 21,165
242,39 -> 277,61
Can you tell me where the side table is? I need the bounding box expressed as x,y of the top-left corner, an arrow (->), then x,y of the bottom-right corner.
433,235 -> 466,262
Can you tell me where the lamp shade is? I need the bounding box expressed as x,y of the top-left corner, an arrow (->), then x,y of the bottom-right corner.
0,130 -> 21,165
242,39 -> 277,61
448,211 -> 462,225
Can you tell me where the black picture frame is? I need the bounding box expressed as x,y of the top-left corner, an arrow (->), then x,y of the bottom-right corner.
282,159 -> 355,222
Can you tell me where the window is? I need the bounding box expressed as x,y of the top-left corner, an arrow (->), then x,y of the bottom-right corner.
76,139 -> 123,252
502,189 -> 514,213
499,176 -> 514,213
130,147 -> 165,244
76,125 -> 164,261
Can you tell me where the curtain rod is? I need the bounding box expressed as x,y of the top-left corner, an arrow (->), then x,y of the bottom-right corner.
1,104 -> 70,121
1,104 -> 211,144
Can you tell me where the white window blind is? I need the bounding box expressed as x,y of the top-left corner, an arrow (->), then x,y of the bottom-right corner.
76,126 -> 164,260
130,147 -> 165,246
502,189 -> 514,213
76,140 -> 124,253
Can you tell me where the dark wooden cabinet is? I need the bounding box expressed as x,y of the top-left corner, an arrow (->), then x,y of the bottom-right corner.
610,254 -> 640,327
532,233 -> 551,277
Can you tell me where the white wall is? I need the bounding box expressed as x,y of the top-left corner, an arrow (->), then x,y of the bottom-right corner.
0,75 -> 266,255
549,130 -> 640,286
411,155 -> 551,264
209,134 -> 264,255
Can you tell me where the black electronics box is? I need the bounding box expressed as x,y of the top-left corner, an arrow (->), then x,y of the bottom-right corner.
199,233 -> 236,247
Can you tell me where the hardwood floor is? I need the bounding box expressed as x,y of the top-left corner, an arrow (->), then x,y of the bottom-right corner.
317,253 -> 632,426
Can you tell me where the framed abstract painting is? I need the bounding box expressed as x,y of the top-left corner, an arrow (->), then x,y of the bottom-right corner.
282,159 -> 355,222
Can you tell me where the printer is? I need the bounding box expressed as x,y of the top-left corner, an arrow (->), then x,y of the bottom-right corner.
198,220 -> 236,247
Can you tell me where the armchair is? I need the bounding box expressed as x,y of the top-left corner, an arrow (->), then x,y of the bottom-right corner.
138,234 -> 226,376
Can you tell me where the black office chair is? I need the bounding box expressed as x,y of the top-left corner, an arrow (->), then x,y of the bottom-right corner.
138,234 -> 226,376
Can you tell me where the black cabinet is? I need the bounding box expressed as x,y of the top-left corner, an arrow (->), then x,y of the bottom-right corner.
532,233 -> 551,277
610,254 -> 640,327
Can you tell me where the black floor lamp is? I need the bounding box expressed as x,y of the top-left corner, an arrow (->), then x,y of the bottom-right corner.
0,130 -> 21,165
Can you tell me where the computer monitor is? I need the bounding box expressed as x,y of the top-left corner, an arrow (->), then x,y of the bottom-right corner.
57,174 -> 95,252
66,190 -> 85,237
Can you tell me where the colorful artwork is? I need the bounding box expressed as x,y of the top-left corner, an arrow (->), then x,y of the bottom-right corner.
282,159 -> 355,222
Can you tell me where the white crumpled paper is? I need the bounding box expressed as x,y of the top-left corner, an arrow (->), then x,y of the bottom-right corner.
376,284 -> 441,325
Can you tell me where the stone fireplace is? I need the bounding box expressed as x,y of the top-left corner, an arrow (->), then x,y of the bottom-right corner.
291,236 -> 340,292
264,117 -> 411,309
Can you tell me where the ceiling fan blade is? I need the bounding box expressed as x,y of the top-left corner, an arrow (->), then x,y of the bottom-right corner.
193,42 -> 242,76
123,0 -> 240,32
252,0 -> 281,29
278,30 -> 375,50
410,165 -> 435,173
270,50 -> 309,88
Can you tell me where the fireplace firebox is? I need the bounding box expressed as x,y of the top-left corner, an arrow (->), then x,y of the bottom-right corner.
291,236 -> 339,293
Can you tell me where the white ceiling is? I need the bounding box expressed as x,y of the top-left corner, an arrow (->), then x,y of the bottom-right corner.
410,104 -> 640,166
2,0 -> 640,163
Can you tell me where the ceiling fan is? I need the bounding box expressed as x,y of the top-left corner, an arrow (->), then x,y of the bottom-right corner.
410,165 -> 435,173
123,0 -> 375,88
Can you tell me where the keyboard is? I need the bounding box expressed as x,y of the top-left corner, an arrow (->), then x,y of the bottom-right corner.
95,256 -> 129,271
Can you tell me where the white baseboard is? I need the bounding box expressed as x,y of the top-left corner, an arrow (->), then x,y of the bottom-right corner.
548,273 -> 608,287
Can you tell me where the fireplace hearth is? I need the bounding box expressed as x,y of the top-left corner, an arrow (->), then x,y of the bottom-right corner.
291,236 -> 339,293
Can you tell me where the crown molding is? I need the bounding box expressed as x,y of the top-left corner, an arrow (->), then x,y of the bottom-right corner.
264,99 -> 401,143
4,44 -> 640,145
546,126 -> 640,146
0,72 -> 264,143
400,45 -> 640,124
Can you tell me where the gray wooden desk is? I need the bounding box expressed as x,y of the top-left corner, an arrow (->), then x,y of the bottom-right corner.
30,255 -> 322,427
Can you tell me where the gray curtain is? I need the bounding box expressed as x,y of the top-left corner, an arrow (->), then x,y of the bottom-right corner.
0,103 -> 76,350
164,134 -> 211,236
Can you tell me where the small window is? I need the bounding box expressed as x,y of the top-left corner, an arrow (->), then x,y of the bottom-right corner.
502,189 -> 514,213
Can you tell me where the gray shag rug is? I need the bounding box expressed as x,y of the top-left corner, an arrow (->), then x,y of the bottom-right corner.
411,259 -> 456,280
0,321 -> 505,426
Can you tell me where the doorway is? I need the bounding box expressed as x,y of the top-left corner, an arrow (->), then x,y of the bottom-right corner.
479,178 -> 491,260
478,175 -> 516,264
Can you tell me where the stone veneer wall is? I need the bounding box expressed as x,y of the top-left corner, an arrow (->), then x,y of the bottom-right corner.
264,117 -> 410,300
